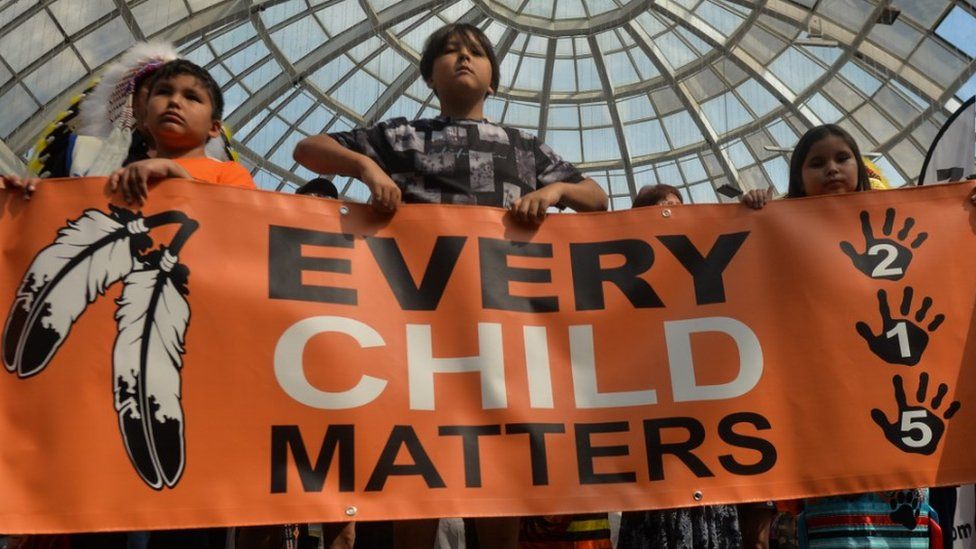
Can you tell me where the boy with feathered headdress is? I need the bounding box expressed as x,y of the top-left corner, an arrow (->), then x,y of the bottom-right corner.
27,41 -> 180,182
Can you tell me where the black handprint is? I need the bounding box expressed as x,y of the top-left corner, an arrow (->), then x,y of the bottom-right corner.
856,287 -> 944,366
871,372 -> 960,455
840,208 -> 927,281
887,490 -> 921,529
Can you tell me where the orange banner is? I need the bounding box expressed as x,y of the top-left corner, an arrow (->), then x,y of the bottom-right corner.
1,177 -> 975,533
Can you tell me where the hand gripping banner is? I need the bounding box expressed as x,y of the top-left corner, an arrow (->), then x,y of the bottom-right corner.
1,177 -> 975,533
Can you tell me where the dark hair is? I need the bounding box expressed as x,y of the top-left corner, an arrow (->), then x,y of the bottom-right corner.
633,184 -> 683,208
296,177 -> 338,199
420,23 -> 500,97
147,59 -> 224,121
787,124 -> 870,198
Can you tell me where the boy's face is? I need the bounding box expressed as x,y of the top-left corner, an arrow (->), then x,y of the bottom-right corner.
427,31 -> 494,102
145,74 -> 220,151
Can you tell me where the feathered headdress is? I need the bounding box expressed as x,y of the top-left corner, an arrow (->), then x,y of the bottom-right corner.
863,157 -> 891,190
77,41 -> 180,138
76,41 -> 179,175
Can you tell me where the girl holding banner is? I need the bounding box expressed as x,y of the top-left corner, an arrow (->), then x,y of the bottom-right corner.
743,125 -> 944,549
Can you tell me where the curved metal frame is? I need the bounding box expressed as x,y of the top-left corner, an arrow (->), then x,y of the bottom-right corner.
1,0 -> 973,195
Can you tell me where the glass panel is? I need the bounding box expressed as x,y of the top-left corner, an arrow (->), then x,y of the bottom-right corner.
547,130 -> 582,163
503,101 -> 540,127
333,71 -> 385,114
762,156 -> 790,193
582,127 -> 619,162
272,16 -> 327,63
700,93 -> 751,134
50,0 -> 114,35
547,105 -> 580,127
768,46 -> 825,94
240,59 -> 282,92
22,48 -> 85,104
661,111 -> 700,148
852,103 -> 898,145
0,11 -> 62,72
246,116 -> 289,156
617,95 -> 655,122
936,6 -> 976,58
74,17 -> 132,67
679,155 -> 707,182
513,56 -> 545,90
908,37 -> 967,88
579,103 -> 611,127
624,119 -> 668,156
735,79 -> 779,117
0,84 -> 37,138
605,50 -> 640,87
688,181 -> 718,203
260,1 -> 304,28
131,0 -> 188,36
551,58 -> 577,92
724,139 -> 755,169
315,0 -> 366,37
804,93 -> 844,124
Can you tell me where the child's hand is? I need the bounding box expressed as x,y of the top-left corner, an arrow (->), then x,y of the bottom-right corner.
360,161 -> 401,213
511,184 -> 563,225
741,188 -> 774,209
0,174 -> 41,199
108,159 -> 191,206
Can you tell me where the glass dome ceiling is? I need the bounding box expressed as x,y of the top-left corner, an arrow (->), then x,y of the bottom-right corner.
2,0 -> 976,209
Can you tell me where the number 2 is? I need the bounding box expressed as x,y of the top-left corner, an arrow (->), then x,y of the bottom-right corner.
868,243 -> 903,278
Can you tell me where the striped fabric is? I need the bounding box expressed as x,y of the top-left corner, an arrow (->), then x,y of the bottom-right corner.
519,513 -> 613,549
800,490 -> 941,549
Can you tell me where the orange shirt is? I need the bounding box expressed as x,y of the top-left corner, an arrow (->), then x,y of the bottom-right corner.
173,157 -> 256,189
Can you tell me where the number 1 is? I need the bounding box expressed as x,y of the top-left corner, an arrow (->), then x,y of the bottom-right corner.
886,322 -> 911,358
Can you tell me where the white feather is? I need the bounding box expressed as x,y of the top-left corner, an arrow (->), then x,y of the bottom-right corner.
76,41 -> 179,139
83,127 -> 134,177
4,209 -> 140,375
113,265 -> 189,489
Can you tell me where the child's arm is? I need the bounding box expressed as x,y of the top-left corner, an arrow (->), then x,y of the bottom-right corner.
511,179 -> 608,224
0,175 -> 42,198
294,135 -> 401,213
107,159 -> 192,206
742,188 -> 774,209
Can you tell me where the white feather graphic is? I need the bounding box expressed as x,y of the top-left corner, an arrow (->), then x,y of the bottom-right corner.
3,207 -> 150,377
113,249 -> 189,490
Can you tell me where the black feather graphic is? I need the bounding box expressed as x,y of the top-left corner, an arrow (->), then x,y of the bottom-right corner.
2,206 -> 151,377
113,218 -> 196,490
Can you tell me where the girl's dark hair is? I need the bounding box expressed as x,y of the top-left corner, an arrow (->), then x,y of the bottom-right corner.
420,23 -> 500,97
633,184 -> 683,207
147,59 -> 224,121
787,124 -> 870,198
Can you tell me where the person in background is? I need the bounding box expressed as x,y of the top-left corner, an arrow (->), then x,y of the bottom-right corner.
296,177 -> 339,199
616,183 -> 744,549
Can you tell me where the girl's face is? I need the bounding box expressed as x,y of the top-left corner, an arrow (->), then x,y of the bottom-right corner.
801,134 -> 859,196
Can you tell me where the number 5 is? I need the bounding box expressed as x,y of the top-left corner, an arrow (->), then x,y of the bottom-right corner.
900,410 -> 932,448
